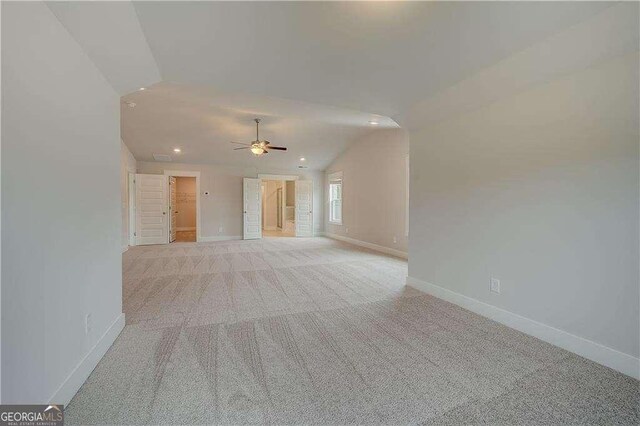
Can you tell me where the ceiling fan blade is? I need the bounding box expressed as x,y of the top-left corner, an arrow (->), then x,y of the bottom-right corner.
263,140 -> 270,145
230,141 -> 251,146
234,147 -> 251,150
266,146 -> 287,151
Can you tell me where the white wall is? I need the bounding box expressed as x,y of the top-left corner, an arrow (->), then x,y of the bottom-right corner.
325,128 -> 409,254
2,1 -> 123,403
121,141 -> 137,249
408,50 -> 639,370
137,162 -> 324,239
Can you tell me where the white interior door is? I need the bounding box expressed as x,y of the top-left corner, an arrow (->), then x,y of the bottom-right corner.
295,180 -> 313,237
243,178 -> 262,240
135,174 -> 168,245
169,176 -> 177,242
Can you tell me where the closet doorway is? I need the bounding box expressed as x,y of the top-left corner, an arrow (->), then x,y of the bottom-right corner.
165,170 -> 201,243
170,176 -> 197,242
130,170 -> 201,246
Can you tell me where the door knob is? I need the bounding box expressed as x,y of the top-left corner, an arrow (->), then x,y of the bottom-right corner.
163,212 -> 166,215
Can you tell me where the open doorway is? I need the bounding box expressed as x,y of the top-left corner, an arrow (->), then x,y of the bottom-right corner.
170,176 -> 197,242
262,179 -> 296,237
244,174 -> 312,240
130,170 -> 201,246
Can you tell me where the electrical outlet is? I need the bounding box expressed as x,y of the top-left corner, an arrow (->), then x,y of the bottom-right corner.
393,236 -> 397,244
490,278 -> 501,294
345,227 -> 349,233
218,226 -> 223,234
85,313 -> 92,335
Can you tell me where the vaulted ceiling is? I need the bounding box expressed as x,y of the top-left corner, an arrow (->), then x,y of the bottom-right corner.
48,1 -> 619,170
120,82 -> 397,170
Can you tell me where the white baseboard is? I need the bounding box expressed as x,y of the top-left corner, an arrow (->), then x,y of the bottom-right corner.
49,313 -> 126,405
406,276 -> 639,379
323,232 -> 408,259
121,245 -> 128,253
198,235 -> 242,242
176,227 -> 196,232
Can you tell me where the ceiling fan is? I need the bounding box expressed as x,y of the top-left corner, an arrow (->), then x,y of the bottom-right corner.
230,118 -> 287,156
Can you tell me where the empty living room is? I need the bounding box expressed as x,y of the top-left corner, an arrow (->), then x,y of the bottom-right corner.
2,1 -> 639,425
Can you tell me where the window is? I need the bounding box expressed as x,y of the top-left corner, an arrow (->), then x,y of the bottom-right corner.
328,172 -> 343,224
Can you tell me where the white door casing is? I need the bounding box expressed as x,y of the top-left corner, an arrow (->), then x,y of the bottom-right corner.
295,180 -> 313,237
169,176 -> 177,242
261,182 -> 266,230
243,178 -> 262,240
128,173 -> 136,246
135,174 -> 168,245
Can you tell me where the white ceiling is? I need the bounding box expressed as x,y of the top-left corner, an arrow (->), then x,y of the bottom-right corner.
50,1 -> 615,170
121,82 -> 396,170
132,1 -> 610,119
47,1 -> 160,94
403,4 -> 639,130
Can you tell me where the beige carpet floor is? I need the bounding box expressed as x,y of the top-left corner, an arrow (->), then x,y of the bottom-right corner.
66,237 -> 638,425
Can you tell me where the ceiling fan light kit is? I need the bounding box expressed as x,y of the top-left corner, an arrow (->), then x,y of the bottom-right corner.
231,118 -> 288,157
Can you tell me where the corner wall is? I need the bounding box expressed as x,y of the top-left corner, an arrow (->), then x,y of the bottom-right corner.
2,2 -> 123,403
408,51 -> 639,375
324,128 -> 409,256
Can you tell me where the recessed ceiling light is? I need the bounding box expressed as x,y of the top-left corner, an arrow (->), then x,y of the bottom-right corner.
300,157 -> 306,161
369,120 -> 379,125
173,148 -> 181,153
139,87 -> 146,91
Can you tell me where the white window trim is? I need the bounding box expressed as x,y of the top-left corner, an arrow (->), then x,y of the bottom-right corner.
328,171 -> 343,225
